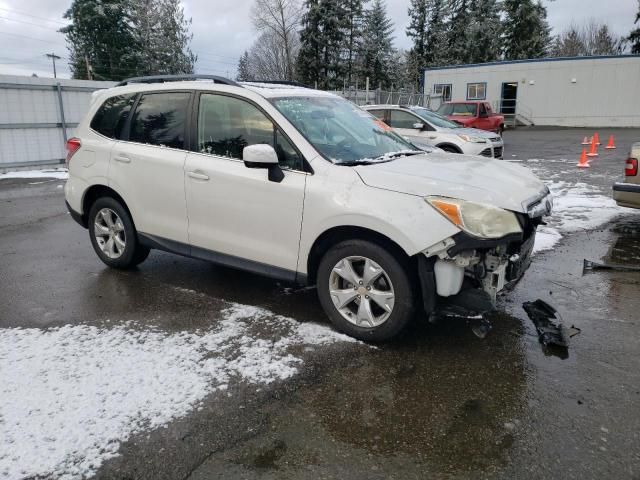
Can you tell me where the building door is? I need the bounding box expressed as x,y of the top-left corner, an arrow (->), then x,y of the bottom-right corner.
500,82 -> 518,114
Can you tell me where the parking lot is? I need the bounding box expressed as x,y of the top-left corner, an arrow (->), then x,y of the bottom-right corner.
1,127 -> 640,479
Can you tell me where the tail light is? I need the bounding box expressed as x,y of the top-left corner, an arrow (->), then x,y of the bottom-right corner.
625,158 -> 638,177
65,137 -> 81,165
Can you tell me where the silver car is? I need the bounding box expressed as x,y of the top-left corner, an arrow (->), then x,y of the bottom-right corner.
364,105 -> 505,159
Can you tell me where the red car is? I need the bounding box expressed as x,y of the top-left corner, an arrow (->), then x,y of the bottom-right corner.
437,101 -> 505,135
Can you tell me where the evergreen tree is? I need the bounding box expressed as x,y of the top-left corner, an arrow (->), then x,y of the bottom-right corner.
467,0 -> 502,63
447,0 -> 471,65
61,0 -> 195,80
61,0 -> 137,80
236,51 -> 252,80
297,0 -> 346,89
502,0 -> 552,60
342,0 -> 365,87
358,0 -> 395,89
406,0 -> 448,87
630,1 -> 640,54
551,27 -> 585,57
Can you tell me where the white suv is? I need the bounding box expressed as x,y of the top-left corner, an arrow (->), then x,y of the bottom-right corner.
65,75 -> 551,341
364,105 -> 504,158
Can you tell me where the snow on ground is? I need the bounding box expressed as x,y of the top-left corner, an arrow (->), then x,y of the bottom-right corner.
0,168 -> 68,180
0,303 -> 357,480
531,175 -> 625,254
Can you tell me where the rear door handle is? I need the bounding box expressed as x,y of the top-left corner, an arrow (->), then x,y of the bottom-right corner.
114,154 -> 131,163
187,171 -> 210,181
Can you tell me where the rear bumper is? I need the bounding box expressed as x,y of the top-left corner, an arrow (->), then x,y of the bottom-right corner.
66,200 -> 87,228
613,182 -> 640,209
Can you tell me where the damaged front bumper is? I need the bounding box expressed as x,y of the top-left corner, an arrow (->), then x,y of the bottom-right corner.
418,216 -> 539,317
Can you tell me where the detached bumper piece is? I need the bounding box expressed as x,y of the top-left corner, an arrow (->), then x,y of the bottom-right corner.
523,299 -> 581,359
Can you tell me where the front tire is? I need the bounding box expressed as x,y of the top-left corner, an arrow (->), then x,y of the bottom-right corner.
88,197 -> 149,269
440,145 -> 461,154
317,240 -> 416,342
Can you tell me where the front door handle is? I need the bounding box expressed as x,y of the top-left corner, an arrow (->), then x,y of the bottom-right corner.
187,171 -> 210,181
428,135 -> 437,140
114,154 -> 131,163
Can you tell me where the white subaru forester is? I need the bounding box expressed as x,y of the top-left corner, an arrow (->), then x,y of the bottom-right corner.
65,75 -> 552,341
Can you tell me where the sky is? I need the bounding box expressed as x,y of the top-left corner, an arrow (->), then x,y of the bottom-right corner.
0,0 -> 637,79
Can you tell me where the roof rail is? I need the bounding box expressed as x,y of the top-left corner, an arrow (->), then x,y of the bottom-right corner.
115,74 -> 240,87
243,80 -> 312,88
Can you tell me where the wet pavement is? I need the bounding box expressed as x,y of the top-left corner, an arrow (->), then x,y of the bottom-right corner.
1,128 -> 640,479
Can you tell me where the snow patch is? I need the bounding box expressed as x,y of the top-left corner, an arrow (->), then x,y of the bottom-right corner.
0,303 -> 357,480
0,168 -> 68,180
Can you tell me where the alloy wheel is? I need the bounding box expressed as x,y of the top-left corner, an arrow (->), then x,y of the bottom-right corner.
93,208 -> 126,259
328,256 -> 395,328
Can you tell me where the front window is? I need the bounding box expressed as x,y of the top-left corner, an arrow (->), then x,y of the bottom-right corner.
271,96 -> 417,164
467,83 -> 486,100
410,107 -> 460,129
437,103 -> 478,117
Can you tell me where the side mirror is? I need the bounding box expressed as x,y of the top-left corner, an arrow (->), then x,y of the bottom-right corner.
243,144 -> 284,183
413,122 -> 425,130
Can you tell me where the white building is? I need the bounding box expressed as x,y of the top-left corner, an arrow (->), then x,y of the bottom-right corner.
423,55 -> 640,128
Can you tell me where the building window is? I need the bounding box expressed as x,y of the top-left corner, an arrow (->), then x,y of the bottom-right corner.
433,84 -> 452,102
467,83 -> 486,100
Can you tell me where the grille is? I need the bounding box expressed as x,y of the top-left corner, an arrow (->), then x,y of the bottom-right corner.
493,146 -> 503,158
479,148 -> 493,157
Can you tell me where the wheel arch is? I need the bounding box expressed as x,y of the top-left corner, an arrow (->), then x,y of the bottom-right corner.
306,225 -> 412,286
435,142 -> 463,154
81,184 -> 134,229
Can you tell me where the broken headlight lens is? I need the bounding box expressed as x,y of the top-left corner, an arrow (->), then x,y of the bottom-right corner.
457,134 -> 487,143
425,196 -> 522,239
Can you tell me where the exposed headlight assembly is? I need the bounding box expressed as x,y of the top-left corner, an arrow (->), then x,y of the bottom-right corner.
457,134 -> 487,143
426,196 -> 522,239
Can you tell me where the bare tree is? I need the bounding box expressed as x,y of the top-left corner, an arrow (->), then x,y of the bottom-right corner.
250,0 -> 302,80
247,31 -> 299,80
551,20 -> 627,57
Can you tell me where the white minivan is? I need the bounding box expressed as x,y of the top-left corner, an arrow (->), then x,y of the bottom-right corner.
65,75 -> 551,341
364,104 -> 505,158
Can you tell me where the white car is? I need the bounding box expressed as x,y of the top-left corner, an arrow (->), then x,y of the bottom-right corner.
364,105 -> 504,158
65,75 -> 551,341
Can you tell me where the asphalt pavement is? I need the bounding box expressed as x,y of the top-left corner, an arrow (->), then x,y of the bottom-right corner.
1,128 -> 639,480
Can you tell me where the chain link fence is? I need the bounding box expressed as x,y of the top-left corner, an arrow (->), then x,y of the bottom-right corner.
331,89 -> 444,110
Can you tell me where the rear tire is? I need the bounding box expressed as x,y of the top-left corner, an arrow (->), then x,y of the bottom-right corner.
88,197 -> 149,269
316,239 -> 415,342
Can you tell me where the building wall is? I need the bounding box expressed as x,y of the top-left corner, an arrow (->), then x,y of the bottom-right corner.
0,75 -> 115,169
423,56 -> 640,127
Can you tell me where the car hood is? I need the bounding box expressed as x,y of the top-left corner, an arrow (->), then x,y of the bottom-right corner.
438,127 -> 499,139
354,153 -> 546,213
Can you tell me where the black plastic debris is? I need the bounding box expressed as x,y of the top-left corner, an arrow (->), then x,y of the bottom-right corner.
430,289 -> 494,338
583,259 -> 640,272
523,300 -> 581,351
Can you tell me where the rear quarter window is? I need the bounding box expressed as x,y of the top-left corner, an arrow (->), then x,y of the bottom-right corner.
90,94 -> 137,139
129,92 -> 191,150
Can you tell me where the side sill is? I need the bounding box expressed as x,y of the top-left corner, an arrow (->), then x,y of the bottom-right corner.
138,233 -> 302,284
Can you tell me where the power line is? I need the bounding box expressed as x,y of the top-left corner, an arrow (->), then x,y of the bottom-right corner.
0,6 -> 68,26
0,15 -> 69,31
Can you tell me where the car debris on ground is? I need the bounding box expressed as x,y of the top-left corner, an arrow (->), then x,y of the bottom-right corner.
583,259 -> 640,272
523,300 -> 581,357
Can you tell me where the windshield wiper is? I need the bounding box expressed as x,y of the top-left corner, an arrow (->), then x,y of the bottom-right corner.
371,150 -> 424,161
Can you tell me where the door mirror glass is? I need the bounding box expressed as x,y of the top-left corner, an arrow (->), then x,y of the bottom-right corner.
413,122 -> 424,130
243,144 -> 279,165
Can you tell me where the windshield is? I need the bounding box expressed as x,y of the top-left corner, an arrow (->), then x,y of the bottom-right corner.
437,103 -> 477,116
410,107 -> 460,129
271,96 -> 418,164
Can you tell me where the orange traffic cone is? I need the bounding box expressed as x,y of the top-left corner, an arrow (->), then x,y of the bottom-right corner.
587,136 -> 598,157
594,132 -> 601,146
581,136 -> 590,145
577,148 -> 590,168
605,135 -> 616,149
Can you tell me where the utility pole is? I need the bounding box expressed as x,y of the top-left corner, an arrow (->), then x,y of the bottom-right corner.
45,53 -> 61,78
84,55 -> 93,80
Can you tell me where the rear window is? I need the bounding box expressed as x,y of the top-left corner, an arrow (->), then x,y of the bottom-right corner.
90,94 -> 136,139
129,92 -> 191,150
